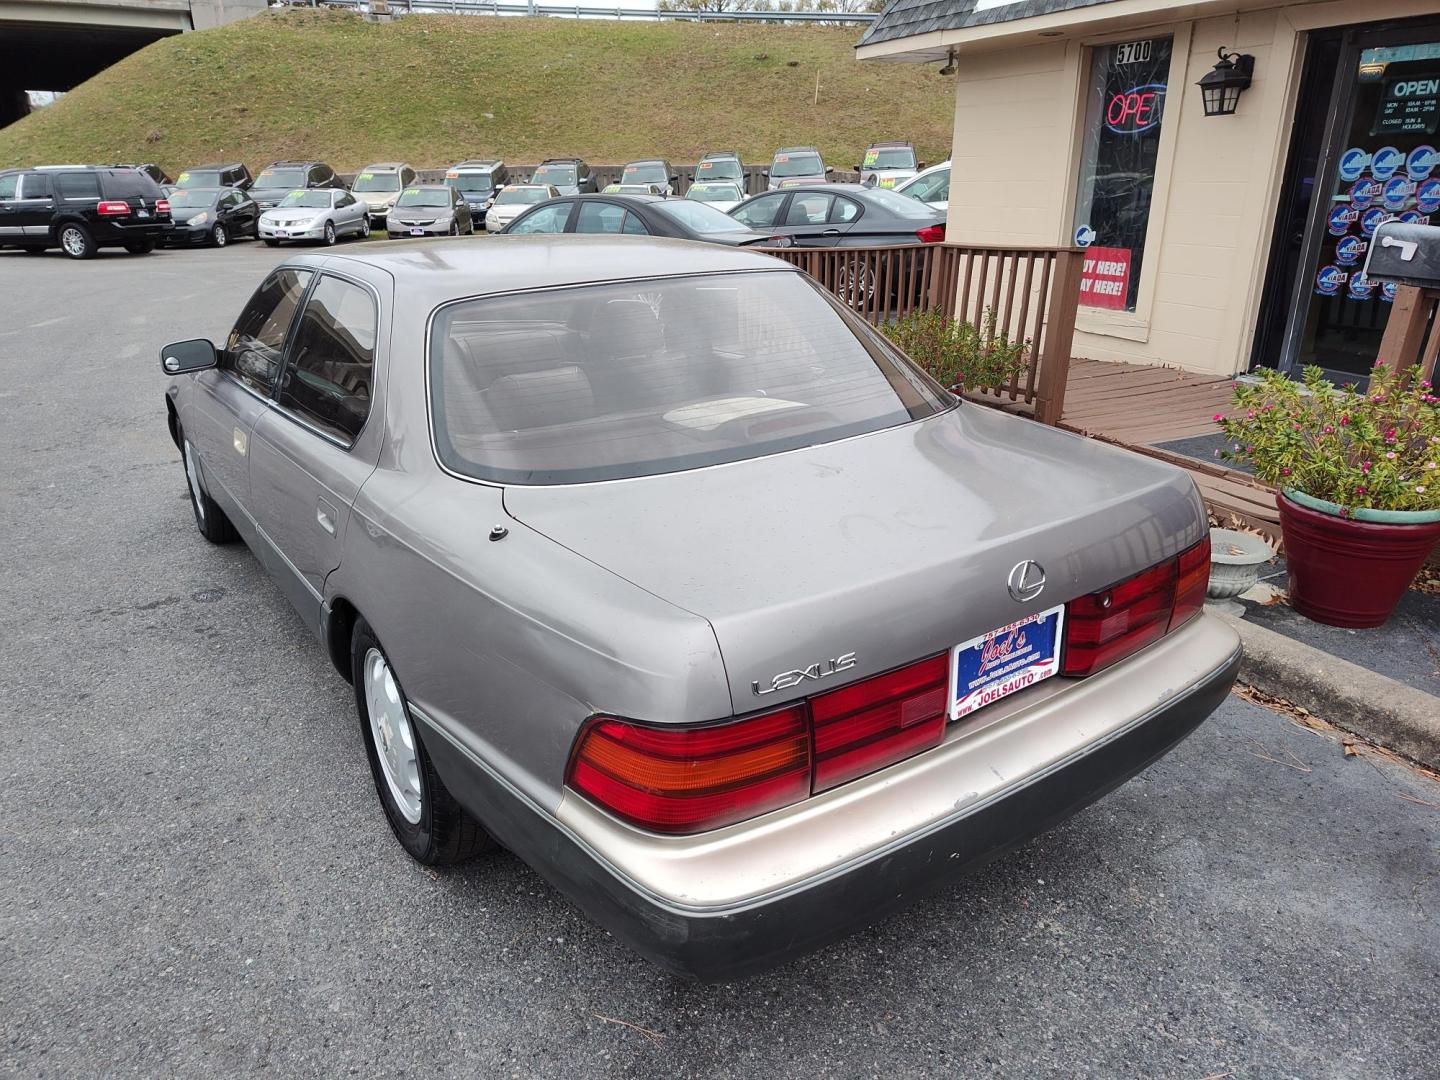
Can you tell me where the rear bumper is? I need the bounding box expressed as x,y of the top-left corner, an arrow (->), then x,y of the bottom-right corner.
416,614 -> 1240,980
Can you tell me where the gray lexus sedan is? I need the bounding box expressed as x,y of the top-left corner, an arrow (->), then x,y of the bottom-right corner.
159,237 -> 1240,980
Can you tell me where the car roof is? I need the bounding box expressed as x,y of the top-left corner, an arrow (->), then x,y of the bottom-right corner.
452,159 -> 502,169
866,140 -> 914,149
699,151 -> 741,160
404,183 -> 450,190
625,158 -> 668,165
362,162 -> 410,171
775,146 -> 819,155
306,236 -> 785,305
538,157 -> 583,165
263,160 -> 325,167
191,162 -> 246,170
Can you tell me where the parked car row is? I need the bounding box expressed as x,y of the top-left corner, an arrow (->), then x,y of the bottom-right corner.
1,148 -> 952,259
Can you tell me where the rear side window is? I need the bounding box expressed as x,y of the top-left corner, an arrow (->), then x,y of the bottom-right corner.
223,269 -> 314,395
0,174 -> 17,199
733,193 -> 785,229
18,173 -> 50,199
576,201 -> 627,234
277,276 -> 377,443
56,173 -> 101,200
507,203 -> 571,234
429,270 -> 950,484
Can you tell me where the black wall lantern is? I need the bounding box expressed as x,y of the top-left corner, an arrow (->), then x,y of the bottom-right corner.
1196,47 -> 1255,116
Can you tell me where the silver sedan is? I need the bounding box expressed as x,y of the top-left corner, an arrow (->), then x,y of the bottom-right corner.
158,238 -> 1240,980
258,188 -> 370,247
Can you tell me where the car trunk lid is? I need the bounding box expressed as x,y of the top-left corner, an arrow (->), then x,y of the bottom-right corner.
502,406 -> 1206,715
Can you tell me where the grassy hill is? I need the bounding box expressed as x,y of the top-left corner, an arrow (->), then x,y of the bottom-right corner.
0,9 -> 953,172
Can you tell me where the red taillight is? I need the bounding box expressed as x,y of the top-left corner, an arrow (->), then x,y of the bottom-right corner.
96,201 -> 131,216
156,199 -> 170,214
916,224 -> 946,244
1170,534 -> 1210,632
567,707 -> 810,835
810,654 -> 948,792
1062,537 -> 1210,677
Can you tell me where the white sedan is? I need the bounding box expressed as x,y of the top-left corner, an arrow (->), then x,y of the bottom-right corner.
259,188 -> 370,247
685,181 -> 745,214
896,161 -> 951,213
483,184 -> 562,233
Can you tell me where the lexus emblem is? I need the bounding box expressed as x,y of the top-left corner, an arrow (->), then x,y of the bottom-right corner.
1007,560 -> 1046,602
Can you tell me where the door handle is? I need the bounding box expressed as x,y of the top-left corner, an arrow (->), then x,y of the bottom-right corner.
316,499 -> 338,537
822,229 -> 841,236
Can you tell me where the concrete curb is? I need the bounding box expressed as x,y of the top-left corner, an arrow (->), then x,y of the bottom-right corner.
1211,608 -> 1440,771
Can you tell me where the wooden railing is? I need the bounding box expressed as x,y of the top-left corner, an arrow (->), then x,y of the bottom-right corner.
1377,284 -> 1440,380
762,243 -> 1084,425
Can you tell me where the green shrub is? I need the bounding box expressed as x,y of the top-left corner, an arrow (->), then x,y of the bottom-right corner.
1217,363 -> 1440,514
882,308 -> 1030,392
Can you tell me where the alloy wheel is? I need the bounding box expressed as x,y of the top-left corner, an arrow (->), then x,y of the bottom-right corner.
364,648 -> 422,824
61,227 -> 86,258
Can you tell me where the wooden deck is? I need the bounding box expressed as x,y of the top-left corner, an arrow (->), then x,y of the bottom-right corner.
971,358 -> 1285,542
1055,359 -> 1283,542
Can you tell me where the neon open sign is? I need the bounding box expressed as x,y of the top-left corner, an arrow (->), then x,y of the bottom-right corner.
1106,83 -> 1167,134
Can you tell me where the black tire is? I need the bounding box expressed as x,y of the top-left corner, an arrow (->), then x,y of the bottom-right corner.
124,240 -> 155,254
178,427 -> 238,544
360,214 -> 370,237
58,223 -> 96,260
351,618 -> 492,865
322,221 -> 337,246
449,220 -> 459,237
263,238 -> 279,247
210,223 -> 228,248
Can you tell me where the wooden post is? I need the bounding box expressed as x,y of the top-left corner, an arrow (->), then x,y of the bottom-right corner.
1375,285 -> 1434,373
1032,249 -> 1083,426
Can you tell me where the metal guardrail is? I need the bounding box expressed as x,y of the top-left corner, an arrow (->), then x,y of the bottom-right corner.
304,0 -> 878,24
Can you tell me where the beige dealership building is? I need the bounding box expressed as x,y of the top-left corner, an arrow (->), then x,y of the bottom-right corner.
858,0 -> 1440,384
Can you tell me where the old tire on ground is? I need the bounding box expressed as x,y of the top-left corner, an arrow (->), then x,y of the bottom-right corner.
179,429 -> 238,544
352,617 -> 492,866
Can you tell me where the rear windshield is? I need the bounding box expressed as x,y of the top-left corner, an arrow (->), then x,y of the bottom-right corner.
429,271 -> 950,484
697,158 -> 742,180
446,171 -> 493,193
168,188 -> 218,208
865,147 -> 917,170
651,200 -> 748,233
772,153 -> 822,178
532,164 -> 578,186
495,186 -> 549,205
354,171 -> 402,192
259,168 -> 307,188
623,162 -> 668,184
397,187 -> 451,208
176,170 -> 223,187
279,190 -> 331,208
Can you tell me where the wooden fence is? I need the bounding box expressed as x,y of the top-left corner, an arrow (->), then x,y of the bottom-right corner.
1376,284 -> 1440,381
763,243 -> 1084,425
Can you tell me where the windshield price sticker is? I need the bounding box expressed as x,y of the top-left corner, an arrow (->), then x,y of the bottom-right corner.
359,172 -> 374,180
863,150 -> 880,166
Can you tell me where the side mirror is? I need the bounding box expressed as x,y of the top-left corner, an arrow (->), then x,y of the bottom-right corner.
918,161 -> 928,170
761,170 -> 769,177
160,338 -> 218,375
853,164 -> 861,172
825,166 -> 835,174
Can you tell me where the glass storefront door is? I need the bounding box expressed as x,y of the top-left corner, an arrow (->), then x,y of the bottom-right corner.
1267,17 -> 1440,383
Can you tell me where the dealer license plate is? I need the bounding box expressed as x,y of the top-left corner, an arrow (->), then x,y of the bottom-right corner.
275,230 -> 288,238
950,605 -> 1064,721
410,228 -> 425,236
137,209 -> 150,218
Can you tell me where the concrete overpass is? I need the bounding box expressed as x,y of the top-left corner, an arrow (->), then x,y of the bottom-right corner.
0,0 -> 265,125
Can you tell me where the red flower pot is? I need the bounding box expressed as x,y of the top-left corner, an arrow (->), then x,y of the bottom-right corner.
1277,493 -> 1440,628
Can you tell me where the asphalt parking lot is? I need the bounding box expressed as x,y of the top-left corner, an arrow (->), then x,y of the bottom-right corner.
2,240 -> 1438,1080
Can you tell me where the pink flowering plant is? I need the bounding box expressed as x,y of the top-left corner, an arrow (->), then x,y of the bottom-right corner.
1216,363 -> 1440,514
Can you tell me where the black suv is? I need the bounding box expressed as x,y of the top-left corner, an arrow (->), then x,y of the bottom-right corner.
249,160 -> 343,209
0,166 -> 171,259
175,161 -> 253,191
443,159 -> 511,223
